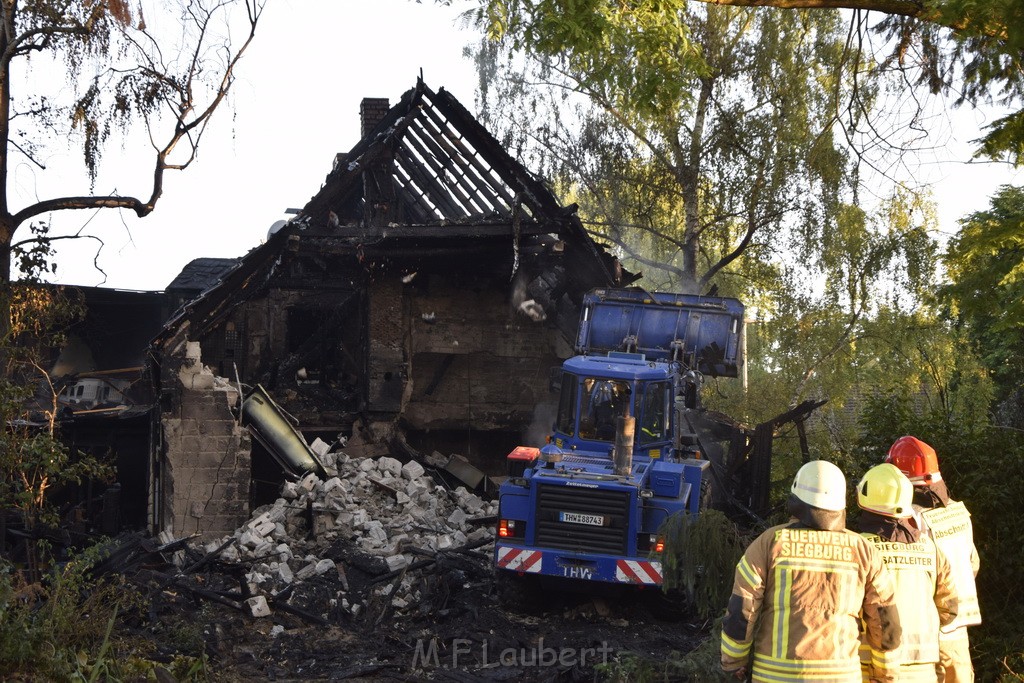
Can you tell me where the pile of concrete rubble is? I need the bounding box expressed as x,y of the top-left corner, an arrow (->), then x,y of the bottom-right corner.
200,440 -> 497,620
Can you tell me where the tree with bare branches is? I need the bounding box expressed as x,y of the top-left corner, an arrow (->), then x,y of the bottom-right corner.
0,0 -> 263,307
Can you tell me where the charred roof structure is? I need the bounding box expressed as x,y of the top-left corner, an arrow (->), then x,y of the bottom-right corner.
150,80 -> 633,538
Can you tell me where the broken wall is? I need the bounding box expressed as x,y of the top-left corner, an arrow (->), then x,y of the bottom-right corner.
161,343 -> 250,538
368,271 -> 571,432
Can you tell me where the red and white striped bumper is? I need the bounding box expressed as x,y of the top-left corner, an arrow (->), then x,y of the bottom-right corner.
496,546 -> 543,573
615,559 -> 663,584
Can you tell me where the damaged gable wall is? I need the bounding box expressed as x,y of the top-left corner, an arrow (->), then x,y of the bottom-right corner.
371,271 -> 571,431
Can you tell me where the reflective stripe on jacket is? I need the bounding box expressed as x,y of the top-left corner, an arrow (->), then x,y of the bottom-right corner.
859,532 -> 958,674
920,501 -> 981,631
721,522 -> 901,683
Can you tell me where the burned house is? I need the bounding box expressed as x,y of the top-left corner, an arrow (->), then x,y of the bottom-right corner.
150,80 -> 632,539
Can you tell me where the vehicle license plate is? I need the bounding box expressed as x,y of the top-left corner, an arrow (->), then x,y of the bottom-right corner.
559,511 -> 604,526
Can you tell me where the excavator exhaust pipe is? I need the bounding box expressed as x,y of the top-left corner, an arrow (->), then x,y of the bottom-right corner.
613,414 -> 635,476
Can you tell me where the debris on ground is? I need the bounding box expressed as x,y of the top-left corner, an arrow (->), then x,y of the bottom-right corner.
91,445 -> 708,680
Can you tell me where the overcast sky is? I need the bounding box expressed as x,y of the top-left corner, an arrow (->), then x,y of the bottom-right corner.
24,1 -> 1023,292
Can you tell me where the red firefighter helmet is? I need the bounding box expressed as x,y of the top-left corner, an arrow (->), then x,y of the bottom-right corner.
885,436 -> 941,484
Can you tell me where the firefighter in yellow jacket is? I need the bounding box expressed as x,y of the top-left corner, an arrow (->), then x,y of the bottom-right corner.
887,436 -> 981,683
856,463 -> 959,682
721,460 -> 902,682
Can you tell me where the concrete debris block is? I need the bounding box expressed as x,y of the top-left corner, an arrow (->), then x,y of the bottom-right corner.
246,511 -> 272,530
254,520 -> 276,537
392,596 -> 408,610
312,513 -> 335,537
272,523 -> 287,541
247,596 -> 271,618
335,511 -> 354,529
466,527 -> 493,544
310,437 -> 331,457
358,458 -> 376,472
459,493 -> 485,514
158,530 -> 176,546
322,477 -> 343,494
299,473 -> 319,492
295,562 -> 319,581
320,451 -> 337,469
452,530 -> 468,547
325,490 -> 348,511
446,508 -> 468,530
396,491 -> 410,506
352,509 -> 369,527
281,481 -> 300,500
378,457 -> 403,478
351,603 -> 362,617
268,503 -> 288,524
275,543 -> 292,561
363,520 -> 388,544
270,624 -> 285,638
273,562 -> 293,584
405,478 -> 429,499
254,541 -> 276,558
435,534 -> 453,550
314,558 -> 336,576
240,529 -> 263,549
401,460 -> 425,481
220,544 -> 240,562
335,451 -> 349,465
426,451 -> 448,468
382,557 -> 405,577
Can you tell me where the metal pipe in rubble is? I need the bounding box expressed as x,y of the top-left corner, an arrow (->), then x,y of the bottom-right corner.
613,415 -> 635,475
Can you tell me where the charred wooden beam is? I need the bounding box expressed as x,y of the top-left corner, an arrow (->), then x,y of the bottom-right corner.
419,100 -> 517,209
404,122 -> 493,215
392,163 -> 443,220
298,222 -> 551,240
398,130 -> 478,216
394,147 -> 468,220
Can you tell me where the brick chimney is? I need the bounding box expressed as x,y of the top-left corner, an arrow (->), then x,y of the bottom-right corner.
360,98 -> 390,138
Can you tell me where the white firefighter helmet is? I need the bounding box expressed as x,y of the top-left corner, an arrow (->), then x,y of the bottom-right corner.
791,460 -> 847,511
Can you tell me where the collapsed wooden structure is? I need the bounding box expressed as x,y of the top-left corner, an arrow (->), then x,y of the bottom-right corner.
148,79 -> 633,537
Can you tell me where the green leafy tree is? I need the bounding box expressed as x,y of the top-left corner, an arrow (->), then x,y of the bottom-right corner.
472,0 -> 1024,162
473,4 -> 868,295
0,0 -> 262,317
0,269 -> 111,578
943,184 -> 1024,396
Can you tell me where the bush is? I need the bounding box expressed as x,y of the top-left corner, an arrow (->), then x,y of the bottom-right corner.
659,509 -> 749,621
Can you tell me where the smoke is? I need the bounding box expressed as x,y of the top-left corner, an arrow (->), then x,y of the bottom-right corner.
523,402 -> 558,447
